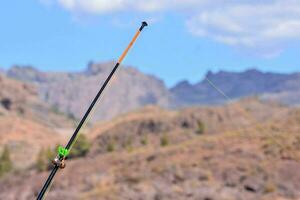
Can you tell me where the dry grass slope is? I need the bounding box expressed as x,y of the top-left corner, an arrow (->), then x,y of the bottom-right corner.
1,98 -> 300,199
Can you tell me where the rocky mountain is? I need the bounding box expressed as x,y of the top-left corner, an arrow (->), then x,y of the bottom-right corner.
1,99 -> 300,200
6,64 -> 300,123
171,69 -> 300,107
7,62 -> 171,122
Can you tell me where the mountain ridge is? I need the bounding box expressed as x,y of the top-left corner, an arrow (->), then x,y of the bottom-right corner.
4,63 -> 300,122
171,68 -> 300,107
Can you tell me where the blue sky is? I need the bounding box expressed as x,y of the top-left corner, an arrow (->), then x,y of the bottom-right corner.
1,0 -> 300,87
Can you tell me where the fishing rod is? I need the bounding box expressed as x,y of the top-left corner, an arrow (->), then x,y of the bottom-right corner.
36,21 -> 148,200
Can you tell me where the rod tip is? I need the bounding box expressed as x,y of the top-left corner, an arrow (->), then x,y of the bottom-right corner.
142,21 -> 148,26
140,21 -> 148,31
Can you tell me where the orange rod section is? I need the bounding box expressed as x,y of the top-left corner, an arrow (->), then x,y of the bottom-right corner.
117,30 -> 141,64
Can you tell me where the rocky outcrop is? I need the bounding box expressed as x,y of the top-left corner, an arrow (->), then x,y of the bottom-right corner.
7,62 -> 172,122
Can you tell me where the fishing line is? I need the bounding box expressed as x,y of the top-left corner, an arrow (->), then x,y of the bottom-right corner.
205,76 -> 299,161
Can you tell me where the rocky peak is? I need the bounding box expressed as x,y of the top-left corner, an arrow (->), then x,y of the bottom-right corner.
7,65 -> 46,83
205,70 -> 214,79
173,80 -> 192,89
244,68 -> 261,74
85,61 -> 115,75
205,69 -> 262,81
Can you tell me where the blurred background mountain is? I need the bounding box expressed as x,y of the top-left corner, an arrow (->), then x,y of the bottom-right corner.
1,63 -> 300,199
3,64 -> 300,122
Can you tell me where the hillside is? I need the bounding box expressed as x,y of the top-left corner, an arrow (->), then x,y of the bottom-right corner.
0,75 -> 74,169
88,98 -> 290,155
1,99 -> 300,199
0,74 -> 74,128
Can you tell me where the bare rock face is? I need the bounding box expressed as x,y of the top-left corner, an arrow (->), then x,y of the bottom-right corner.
7,62 -> 172,122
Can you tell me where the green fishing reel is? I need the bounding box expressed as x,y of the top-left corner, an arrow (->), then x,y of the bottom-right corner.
52,146 -> 69,169
57,146 -> 69,158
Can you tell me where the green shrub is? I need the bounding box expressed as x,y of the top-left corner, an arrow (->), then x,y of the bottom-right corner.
196,120 -> 205,134
67,112 -> 77,121
0,146 -> 13,176
264,182 -> 276,193
141,136 -> 148,146
160,134 -> 169,147
107,142 -> 115,152
125,138 -> 133,152
51,105 -> 63,115
36,148 -> 47,172
36,147 -> 56,171
46,146 -> 58,170
68,134 -> 91,158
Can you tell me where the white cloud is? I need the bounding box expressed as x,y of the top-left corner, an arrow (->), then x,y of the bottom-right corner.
47,0 -> 300,57
53,0 -> 210,13
186,1 -> 300,56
